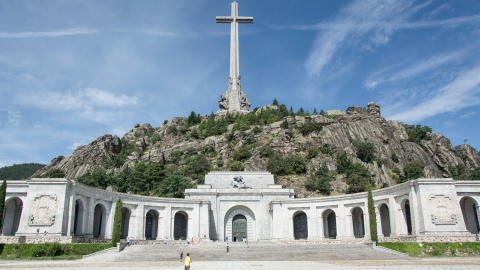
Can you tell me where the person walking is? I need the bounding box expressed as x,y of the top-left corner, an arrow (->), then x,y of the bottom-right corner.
184,252 -> 191,270
180,251 -> 183,262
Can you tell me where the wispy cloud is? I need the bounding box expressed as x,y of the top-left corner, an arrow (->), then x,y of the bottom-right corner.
304,0 -> 430,76
387,65 -> 480,122
0,28 -> 100,38
364,50 -> 465,88
0,107 -> 22,126
18,88 -> 138,124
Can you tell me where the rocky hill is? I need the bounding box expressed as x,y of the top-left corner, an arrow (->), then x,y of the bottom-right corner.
33,102 -> 480,197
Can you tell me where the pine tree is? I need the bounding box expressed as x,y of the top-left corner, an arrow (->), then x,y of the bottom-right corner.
111,198 -> 123,247
272,98 -> 279,106
0,180 -> 6,231
313,108 -> 318,115
367,185 -> 378,243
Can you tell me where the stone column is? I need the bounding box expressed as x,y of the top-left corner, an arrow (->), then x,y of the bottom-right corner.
408,183 -> 418,236
336,203 -> 347,239
84,197 -> 95,238
388,196 -> 398,237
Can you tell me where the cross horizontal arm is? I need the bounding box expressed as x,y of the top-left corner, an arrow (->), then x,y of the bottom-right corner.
236,17 -> 253,23
216,16 -> 234,23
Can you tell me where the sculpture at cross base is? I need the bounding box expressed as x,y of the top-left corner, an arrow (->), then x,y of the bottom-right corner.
216,1 -> 252,114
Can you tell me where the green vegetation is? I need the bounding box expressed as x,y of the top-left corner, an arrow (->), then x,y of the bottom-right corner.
266,155 -> 307,176
336,153 -> 372,193
259,145 -> 275,158
378,242 -> 480,257
0,243 -> 111,259
228,161 -> 244,171
352,140 -> 377,163
0,163 -> 45,180
233,148 -> 252,162
111,199 -> 122,247
0,180 -> 6,231
156,173 -> 192,198
402,123 -> 432,144
391,152 -> 399,163
307,146 -> 334,159
399,160 -> 425,183
367,185 -> 378,243
305,163 -> 335,195
34,168 -> 65,178
108,138 -> 135,168
296,121 -> 323,136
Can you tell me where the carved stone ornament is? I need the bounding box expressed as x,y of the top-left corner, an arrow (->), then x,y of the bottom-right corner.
228,176 -> 251,189
28,195 -> 58,226
429,194 -> 457,225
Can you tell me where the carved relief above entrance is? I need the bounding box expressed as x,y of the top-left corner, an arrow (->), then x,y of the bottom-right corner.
28,195 -> 58,226
429,194 -> 457,225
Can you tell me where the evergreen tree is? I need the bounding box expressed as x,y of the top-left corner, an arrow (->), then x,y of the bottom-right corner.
367,185 -> 378,243
111,199 -> 123,247
0,180 -> 6,231
313,108 -> 318,115
272,98 -> 279,106
319,109 -> 325,116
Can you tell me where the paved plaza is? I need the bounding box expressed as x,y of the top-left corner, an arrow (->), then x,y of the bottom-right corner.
1,242 -> 480,269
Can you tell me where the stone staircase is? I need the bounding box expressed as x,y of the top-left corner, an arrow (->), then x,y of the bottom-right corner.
82,241 -> 412,262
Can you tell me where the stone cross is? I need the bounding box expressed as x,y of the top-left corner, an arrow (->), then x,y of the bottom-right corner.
216,1 -> 252,113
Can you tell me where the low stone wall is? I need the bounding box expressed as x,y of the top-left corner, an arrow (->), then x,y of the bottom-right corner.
0,236 -> 110,244
378,235 -> 478,243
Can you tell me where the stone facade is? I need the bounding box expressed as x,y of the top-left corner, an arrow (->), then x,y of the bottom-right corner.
1,172 -> 480,244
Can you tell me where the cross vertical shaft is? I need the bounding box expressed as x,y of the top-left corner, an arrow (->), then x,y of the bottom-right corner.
216,2 -> 253,113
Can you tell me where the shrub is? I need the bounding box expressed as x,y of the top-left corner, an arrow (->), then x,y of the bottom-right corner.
391,152 -> 399,163
402,160 -> 425,182
336,153 -> 372,193
353,140 -> 377,163
259,145 -> 275,158
252,126 -> 262,134
296,121 -> 323,136
402,123 -> 432,144
228,161 -> 244,171
111,199 -> 123,247
63,247 -> 70,254
280,120 -> 289,129
266,155 -> 285,175
46,242 -> 61,257
150,133 -> 161,144
284,155 -> 307,174
167,126 -> 178,135
233,148 -> 252,162
305,163 -> 335,195
168,150 -> 183,164
30,245 -> 47,257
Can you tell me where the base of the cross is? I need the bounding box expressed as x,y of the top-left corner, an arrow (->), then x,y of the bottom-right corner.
215,109 -> 250,116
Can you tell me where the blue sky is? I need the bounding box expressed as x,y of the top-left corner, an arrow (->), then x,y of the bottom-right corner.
1,0 -> 479,167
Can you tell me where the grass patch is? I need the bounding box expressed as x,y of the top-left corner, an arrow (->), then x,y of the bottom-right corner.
378,242 -> 480,257
0,243 -> 111,260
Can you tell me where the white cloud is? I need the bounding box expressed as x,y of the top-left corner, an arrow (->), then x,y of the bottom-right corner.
0,107 -> 22,126
304,0 -> 429,76
0,28 -> 100,38
364,51 -> 465,88
387,65 -> 480,122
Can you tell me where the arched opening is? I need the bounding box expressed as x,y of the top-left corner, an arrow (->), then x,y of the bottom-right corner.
73,199 -> 84,236
352,207 -> 365,238
460,197 -> 479,234
379,204 -> 391,237
293,211 -> 308,240
2,197 -> 23,236
232,214 -> 247,242
402,199 -> 412,235
145,210 -> 158,240
121,207 -> 131,239
224,206 -> 255,241
323,209 -> 337,239
174,211 -> 188,240
93,204 -> 107,238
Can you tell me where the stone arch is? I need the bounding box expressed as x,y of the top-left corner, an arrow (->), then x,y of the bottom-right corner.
2,197 -> 23,236
93,203 -> 107,238
224,206 -> 255,241
351,207 -> 365,238
145,209 -> 159,240
401,199 -> 412,235
293,211 -> 308,240
379,204 -> 391,237
460,196 -> 479,234
73,199 -> 85,236
322,209 -> 337,239
121,207 -> 131,239
174,211 -> 188,240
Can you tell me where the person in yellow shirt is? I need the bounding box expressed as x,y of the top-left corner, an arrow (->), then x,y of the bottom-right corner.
184,253 -> 191,270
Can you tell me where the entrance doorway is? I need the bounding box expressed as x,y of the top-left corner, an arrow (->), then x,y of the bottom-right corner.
174,212 -> 188,240
232,214 -> 247,242
293,212 -> 308,239
323,209 -> 337,239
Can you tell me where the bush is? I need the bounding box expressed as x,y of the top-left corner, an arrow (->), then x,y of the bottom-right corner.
167,126 -> 178,135
353,140 -> 377,163
259,145 -> 275,158
284,155 -> 307,174
266,155 -> 285,175
336,153 -> 372,193
402,123 -> 432,144
391,152 -> 399,163
228,161 -> 244,171
305,163 -> 335,195
402,160 -> 425,182
233,148 -> 252,162
30,245 -> 47,257
296,121 -> 323,136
